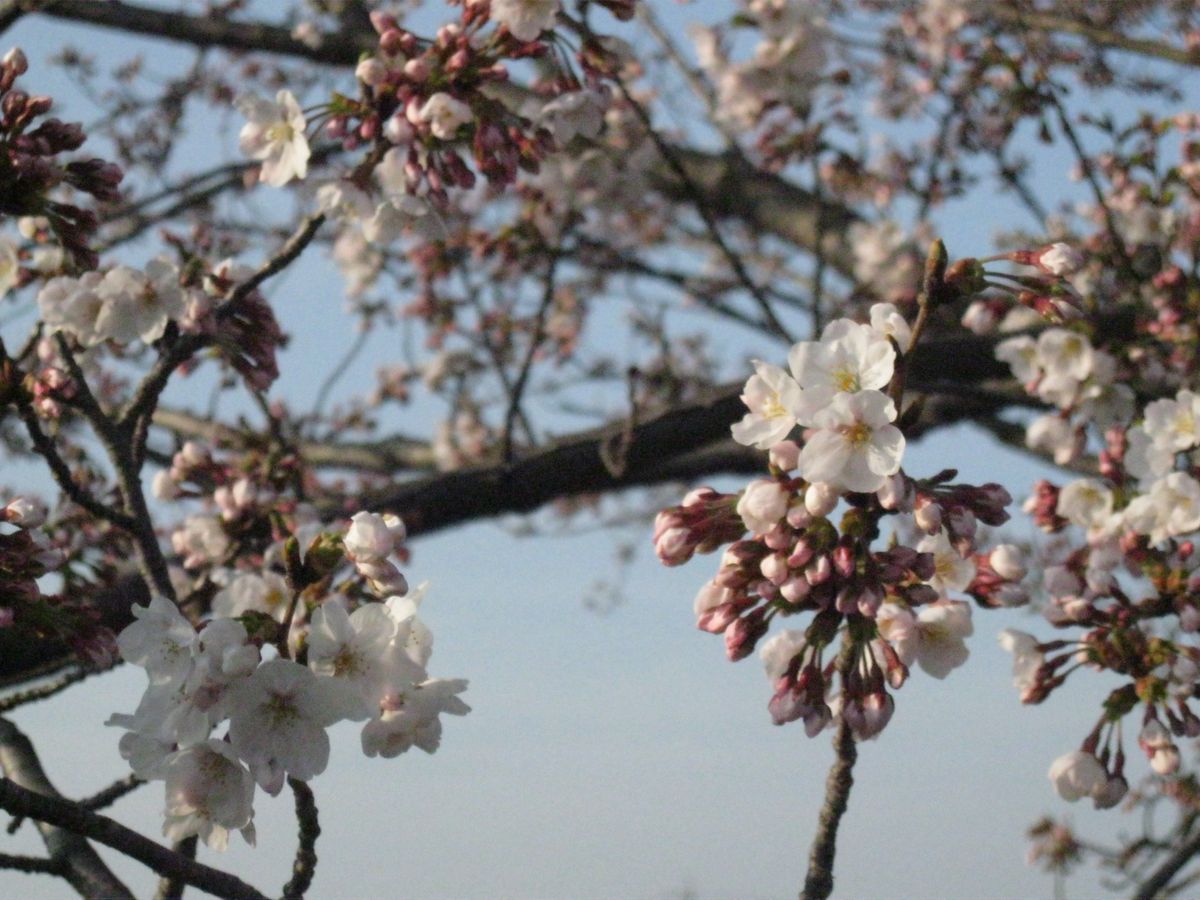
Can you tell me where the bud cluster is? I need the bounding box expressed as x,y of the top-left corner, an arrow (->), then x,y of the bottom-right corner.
0,47 -> 122,268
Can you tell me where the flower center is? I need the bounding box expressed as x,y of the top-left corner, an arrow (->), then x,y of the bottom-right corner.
267,122 -> 294,144
264,692 -> 299,727
763,394 -> 788,419
844,422 -> 872,447
831,367 -> 859,393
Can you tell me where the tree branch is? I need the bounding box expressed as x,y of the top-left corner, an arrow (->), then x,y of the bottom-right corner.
1133,826 -> 1200,900
0,766 -> 269,900
985,5 -> 1200,68
0,718 -> 133,899
3,0 -> 371,65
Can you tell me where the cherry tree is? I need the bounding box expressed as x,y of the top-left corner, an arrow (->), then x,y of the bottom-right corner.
0,1 -> 1198,897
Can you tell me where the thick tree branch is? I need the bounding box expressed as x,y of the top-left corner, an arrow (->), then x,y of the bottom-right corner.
335,332 -> 1014,533
0,764 -> 269,900
0,718 -> 133,899
985,5 -> 1200,68
3,0 -> 371,65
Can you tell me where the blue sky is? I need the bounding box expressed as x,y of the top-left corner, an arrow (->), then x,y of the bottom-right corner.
0,4 -> 1189,898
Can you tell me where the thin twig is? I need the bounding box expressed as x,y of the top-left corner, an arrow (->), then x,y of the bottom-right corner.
801,639 -> 860,900
502,250 -> 559,462
79,774 -> 144,812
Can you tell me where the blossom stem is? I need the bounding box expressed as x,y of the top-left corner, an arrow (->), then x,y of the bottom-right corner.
281,777 -> 320,900
801,638 -> 859,900
887,240 -> 946,409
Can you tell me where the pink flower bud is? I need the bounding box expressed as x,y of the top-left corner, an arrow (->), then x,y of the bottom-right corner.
725,610 -> 768,661
805,554 -> 832,586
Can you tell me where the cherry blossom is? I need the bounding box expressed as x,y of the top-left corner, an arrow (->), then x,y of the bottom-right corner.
799,390 -> 905,493
162,740 -> 256,851
237,90 -> 310,187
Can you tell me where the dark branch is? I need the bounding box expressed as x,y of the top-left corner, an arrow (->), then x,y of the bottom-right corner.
0,718 -> 133,899
0,767 -> 269,900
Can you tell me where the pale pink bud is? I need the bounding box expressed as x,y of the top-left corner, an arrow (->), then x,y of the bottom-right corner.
804,481 -> 838,517
989,544 -> 1027,581
769,440 -> 801,472
1151,746 -> 1181,775
806,554 -> 832,586
760,553 -> 790,586
961,300 -> 997,335
914,497 -> 942,533
404,58 -> 430,81
786,506 -> 811,529
1093,776 -> 1127,809
178,441 -> 211,467
763,524 -> 791,552
876,473 -> 912,512
356,58 -> 389,87
3,47 -> 27,76
1037,242 -> 1083,277
384,114 -> 415,144
152,470 -> 181,501
4,496 -> 46,528
654,526 -> 693,566
780,576 -> 810,604
682,486 -> 717,508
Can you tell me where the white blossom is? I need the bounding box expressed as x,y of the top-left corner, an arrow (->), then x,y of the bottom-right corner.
491,0 -> 559,42
360,679 -> 470,758
799,390 -> 905,493
730,361 -> 808,449
1048,750 -> 1107,802
877,600 -> 972,679
227,658 -> 355,792
116,596 -> 196,687
788,319 -> 895,400
416,93 -> 473,140
237,90 -> 310,187
1056,479 -> 1115,531
917,531 -> 976,595
212,571 -> 291,622
162,740 -> 256,851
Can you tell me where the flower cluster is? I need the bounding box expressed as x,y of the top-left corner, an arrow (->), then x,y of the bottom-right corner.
109,511 -> 468,851
985,246 -> 1200,807
37,257 -> 186,348
659,299 -> 1022,739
